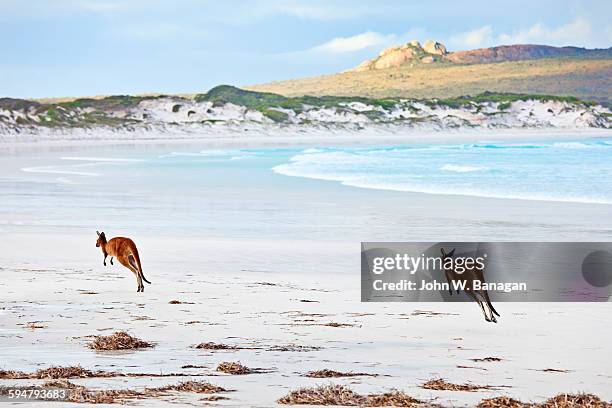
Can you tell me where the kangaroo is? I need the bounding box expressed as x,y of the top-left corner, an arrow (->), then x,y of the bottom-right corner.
96,231 -> 151,292
440,248 -> 500,323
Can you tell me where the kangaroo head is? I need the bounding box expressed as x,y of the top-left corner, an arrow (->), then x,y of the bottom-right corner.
440,247 -> 455,261
96,231 -> 107,248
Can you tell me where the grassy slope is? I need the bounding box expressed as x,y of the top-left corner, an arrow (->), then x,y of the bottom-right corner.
246,58 -> 612,104
195,85 -> 591,109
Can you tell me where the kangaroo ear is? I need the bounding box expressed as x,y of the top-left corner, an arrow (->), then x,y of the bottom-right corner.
441,248 -> 446,256
449,248 -> 455,256
97,231 -> 100,236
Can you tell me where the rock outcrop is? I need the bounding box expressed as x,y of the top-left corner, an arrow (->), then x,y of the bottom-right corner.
422,40 -> 447,56
350,39 -> 447,72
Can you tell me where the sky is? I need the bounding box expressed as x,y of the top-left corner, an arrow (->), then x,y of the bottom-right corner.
2,0 -> 611,98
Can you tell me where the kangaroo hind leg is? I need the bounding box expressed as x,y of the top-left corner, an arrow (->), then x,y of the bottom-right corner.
118,256 -> 143,292
128,254 -> 145,292
477,290 -> 496,323
482,289 -> 500,317
465,289 -> 490,322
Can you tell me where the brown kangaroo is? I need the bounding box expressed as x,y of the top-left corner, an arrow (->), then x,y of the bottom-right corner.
96,231 -> 151,292
441,248 -> 500,323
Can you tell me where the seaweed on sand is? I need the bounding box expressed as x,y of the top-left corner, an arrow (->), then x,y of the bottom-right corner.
216,361 -> 251,375
0,380 -> 230,404
476,396 -> 530,408
540,393 -> 612,408
88,331 -> 153,350
277,385 -> 364,406
304,369 -> 376,378
422,378 -> 496,391
476,393 -> 612,408
194,342 -> 237,350
277,385 -> 433,407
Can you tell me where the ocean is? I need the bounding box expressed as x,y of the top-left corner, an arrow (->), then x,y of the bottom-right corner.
2,137 -> 612,241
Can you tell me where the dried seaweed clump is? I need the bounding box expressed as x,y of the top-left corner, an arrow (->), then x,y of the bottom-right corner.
156,381 -> 227,394
194,342 -> 237,350
540,393 -> 612,408
422,378 -> 494,392
0,370 -> 28,379
477,396 -> 530,408
0,380 -> 229,404
304,369 -> 375,378
35,366 -> 107,379
278,385 -> 364,406
0,366 -> 115,380
476,393 -> 612,408
88,331 -> 154,350
216,361 -> 251,375
11,380 -> 143,404
277,385 -> 430,407
471,357 -> 503,362
324,322 -> 354,327
365,391 -> 426,407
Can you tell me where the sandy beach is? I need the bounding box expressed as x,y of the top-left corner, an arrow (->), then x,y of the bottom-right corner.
1,132 -> 611,407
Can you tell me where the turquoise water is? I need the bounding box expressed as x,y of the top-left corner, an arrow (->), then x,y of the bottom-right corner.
2,137 -> 612,239
273,139 -> 612,204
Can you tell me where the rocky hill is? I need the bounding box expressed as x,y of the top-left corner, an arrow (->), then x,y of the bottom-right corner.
447,44 -> 612,64
349,41 -> 612,72
249,60 -> 612,105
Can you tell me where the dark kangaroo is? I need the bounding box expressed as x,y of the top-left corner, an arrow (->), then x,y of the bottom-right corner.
441,248 -> 500,323
96,231 -> 151,292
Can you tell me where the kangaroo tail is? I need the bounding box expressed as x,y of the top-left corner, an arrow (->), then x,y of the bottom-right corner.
130,246 -> 151,284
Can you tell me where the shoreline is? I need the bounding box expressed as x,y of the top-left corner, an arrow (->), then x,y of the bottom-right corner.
1,126 -> 611,151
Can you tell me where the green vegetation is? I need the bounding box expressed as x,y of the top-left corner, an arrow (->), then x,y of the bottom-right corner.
194,85 -> 398,115
195,86 -> 596,119
0,98 -> 41,111
59,95 -> 161,110
261,109 -> 289,123
435,91 -> 593,109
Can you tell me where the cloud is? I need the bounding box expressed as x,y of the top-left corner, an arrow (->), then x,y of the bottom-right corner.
497,17 -> 598,46
310,28 -> 426,54
448,26 -> 494,49
313,32 -> 396,53
449,18 -> 611,50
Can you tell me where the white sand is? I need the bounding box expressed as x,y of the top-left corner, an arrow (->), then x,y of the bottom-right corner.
1,232 -> 611,407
